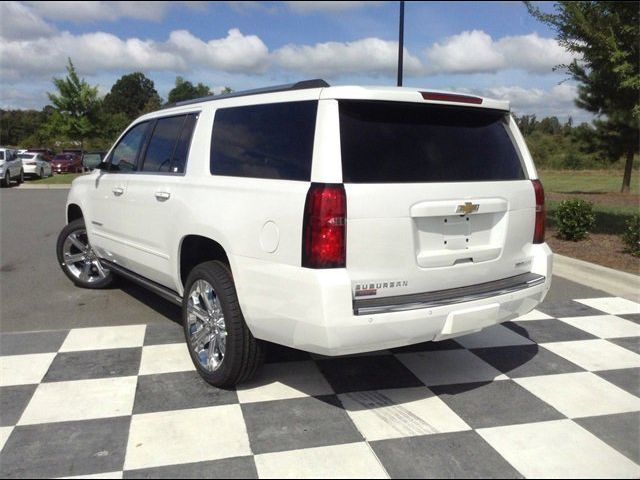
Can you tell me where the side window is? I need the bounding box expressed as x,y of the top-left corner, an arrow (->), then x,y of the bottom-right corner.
140,113 -> 197,174
109,121 -> 149,173
210,101 -> 317,181
171,114 -> 197,174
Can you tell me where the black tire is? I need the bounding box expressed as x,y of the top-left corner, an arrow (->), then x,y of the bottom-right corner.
56,218 -> 114,289
39,168 -> 44,179
183,261 -> 264,388
17,170 -> 24,184
2,171 -> 10,188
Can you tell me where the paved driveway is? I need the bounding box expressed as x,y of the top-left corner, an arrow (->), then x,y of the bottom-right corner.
1,189 -> 639,478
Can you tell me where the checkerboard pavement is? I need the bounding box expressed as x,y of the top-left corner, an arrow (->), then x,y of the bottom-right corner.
1,296 -> 639,478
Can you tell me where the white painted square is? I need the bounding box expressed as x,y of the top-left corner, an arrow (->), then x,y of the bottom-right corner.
397,350 -> 507,387
514,309 -> 554,321
0,353 -> 56,386
478,419 -> 640,478
559,315 -> 640,339
124,405 -> 251,470
575,297 -> 640,315
0,426 -> 13,451
455,324 -> 534,349
254,442 -> 388,479
542,339 -> 640,371
59,325 -> 146,352
138,343 -> 195,376
339,387 -> 470,441
18,376 -> 137,425
515,372 -> 640,418
237,361 -> 333,403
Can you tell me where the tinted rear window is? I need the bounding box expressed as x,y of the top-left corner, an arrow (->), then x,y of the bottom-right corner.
210,101 -> 317,181
339,101 -> 525,183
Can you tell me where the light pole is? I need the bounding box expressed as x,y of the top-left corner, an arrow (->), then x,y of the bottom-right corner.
397,0 -> 405,87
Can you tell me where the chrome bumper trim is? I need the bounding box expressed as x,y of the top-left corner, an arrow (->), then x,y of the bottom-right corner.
353,273 -> 546,315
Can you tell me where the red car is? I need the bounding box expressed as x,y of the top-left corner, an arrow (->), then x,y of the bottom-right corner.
51,153 -> 83,173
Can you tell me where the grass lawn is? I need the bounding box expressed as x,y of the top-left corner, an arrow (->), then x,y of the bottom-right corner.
28,173 -> 86,185
539,169 -> 640,195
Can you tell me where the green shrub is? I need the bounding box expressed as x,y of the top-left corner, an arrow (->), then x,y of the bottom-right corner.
622,214 -> 640,257
555,199 -> 596,241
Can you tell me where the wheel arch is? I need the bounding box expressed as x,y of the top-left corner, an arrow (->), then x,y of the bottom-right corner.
67,203 -> 83,224
179,234 -> 231,289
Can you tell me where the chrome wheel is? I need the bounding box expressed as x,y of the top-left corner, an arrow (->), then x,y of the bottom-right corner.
62,228 -> 109,283
186,279 -> 227,372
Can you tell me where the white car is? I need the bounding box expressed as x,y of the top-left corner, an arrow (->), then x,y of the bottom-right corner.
57,81 -> 553,387
0,147 -> 24,187
18,152 -> 52,179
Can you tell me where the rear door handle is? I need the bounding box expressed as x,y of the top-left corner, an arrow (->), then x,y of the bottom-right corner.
112,187 -> 124,196
155,191 -> 171,200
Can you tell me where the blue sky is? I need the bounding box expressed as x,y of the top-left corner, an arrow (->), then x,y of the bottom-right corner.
0,1 -> 589,121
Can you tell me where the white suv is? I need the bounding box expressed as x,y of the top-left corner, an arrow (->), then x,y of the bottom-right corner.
57,80 -> 552,387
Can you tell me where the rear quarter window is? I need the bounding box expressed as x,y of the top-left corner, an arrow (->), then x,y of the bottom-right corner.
339,100 -> 525,183
210,101 -> 317,181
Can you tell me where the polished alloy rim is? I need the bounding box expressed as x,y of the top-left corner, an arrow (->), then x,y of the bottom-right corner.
186,279 -> 227,372
62,228 -> 109,283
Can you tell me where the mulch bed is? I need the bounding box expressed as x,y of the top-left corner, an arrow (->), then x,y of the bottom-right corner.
546,229 -> 639,275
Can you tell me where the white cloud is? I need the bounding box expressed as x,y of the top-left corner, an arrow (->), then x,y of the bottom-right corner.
0,1 -> 56,40
425,30 -> 577,75
274,37 -> 422,77
479,83 -> 586,121
284,1 -> 387,14
26,1 -> 173,23
167,29 -> 269,73
0,28 -> 269,80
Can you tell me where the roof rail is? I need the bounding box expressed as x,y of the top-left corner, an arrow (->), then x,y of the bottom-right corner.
163,79 -> 330,109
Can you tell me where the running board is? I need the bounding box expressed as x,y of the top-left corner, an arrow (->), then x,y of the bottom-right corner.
101,260 -> 183,306
353,273 -> 546,315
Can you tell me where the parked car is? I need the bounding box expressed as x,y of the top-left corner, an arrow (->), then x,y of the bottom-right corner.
82,151 -> 105,171
18,152 -> 52,179
0,147 -> 24,187
56,80 -> 552,387
51,153 -> 83,173
27,148 -> 55,162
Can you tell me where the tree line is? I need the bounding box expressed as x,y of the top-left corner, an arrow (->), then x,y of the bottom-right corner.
0,60 -> 232,152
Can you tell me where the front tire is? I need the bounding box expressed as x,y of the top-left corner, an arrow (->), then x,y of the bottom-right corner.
2,171 -> 10,188
56,218 -> 114,289
183,261 -> 264,388
17,170 -> 24,184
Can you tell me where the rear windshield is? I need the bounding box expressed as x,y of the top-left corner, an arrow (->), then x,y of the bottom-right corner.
339,101 -> 525,183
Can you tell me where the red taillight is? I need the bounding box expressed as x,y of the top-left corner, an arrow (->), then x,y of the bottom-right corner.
302,183 -> 346,268
532,179 -> 545,244
421,91 -> 483,105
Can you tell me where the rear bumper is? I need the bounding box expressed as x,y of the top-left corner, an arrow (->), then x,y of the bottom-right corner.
235,243 -> 553,356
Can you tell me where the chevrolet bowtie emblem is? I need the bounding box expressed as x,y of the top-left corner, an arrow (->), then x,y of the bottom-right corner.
456,202 -> 480,215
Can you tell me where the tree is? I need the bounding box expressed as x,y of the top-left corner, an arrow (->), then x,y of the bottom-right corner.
103,72 -> 162,121
167,76 -> 212,104
46,58 -> 101,150
526,1 -> 639,192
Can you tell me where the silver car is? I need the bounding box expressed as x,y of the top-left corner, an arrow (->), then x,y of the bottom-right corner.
18,152 -> 52,179
0,148 -> 24,187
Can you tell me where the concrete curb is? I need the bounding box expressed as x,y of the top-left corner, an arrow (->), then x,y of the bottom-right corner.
553,254 -> 639,302
14,184 -> 71,190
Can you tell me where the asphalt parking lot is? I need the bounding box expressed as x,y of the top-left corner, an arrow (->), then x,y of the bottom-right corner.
1,188 -> 639,478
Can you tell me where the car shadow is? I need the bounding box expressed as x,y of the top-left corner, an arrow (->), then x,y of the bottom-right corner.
112,279 -> 539,411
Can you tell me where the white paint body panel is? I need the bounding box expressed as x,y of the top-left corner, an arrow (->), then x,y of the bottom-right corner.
65,85 -> 553,355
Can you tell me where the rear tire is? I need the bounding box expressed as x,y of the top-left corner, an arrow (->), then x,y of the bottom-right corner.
56,218 -> 114,289
2,171 -> 10,188
39,168 -> 44,179
17,170 -> 24,184
183,261 -> 264,388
